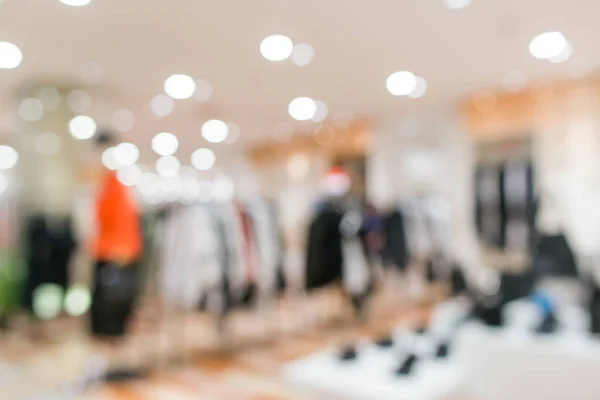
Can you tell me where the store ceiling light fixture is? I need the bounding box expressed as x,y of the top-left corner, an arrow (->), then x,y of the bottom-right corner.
201,119 -> 229,143
66,89 -> 91,113
69,115 -> 97,140
152,132 -> 179,156
191,148 -> 216,171
194,79 -> 213,102
151,94 -> 174,117
35,132 -> 61,156
156,155 -> 180,178
0,173 -> 8,197
0,146 -> 18,170
0,41 -> 23,69
289,97 -> 317,121
18,98 -> 44,122
529,31 -> 571,61
387,71 -> 427,98
114,142 -> 140,166
111,109 -> 136,133
102,147 -> 119,170
164,74 -> 196,100
443,0 -> 472,10
260,34 -> 294,62
312,100 -> 329,122
408,76 -> 428,99
60,0 -> 92,6
292,43 -> 315,66
117,164 -> 142,187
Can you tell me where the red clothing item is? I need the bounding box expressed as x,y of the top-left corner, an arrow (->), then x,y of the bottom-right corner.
94,170 -> 142,262
237,205 -> 257,283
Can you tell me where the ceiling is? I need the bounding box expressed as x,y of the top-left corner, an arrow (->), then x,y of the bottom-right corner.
0,0 -> 598,159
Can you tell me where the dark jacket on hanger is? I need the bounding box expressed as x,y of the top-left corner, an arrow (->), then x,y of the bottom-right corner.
382,209 -> 409,271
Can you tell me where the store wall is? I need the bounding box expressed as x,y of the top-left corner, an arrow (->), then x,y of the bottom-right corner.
465,77 -> 600,266
367,108 -> 483,274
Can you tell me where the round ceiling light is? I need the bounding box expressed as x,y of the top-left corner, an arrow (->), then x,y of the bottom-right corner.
408,77 -> 428,98
194,79 -> 213,102
529,31 -> 568,60
151,94 -> 174,117
502,70 -> 527,92
443,0 -> 472,10
35,132 -> 61,156
550,42 -> 573,64
386,71 -> 418,96
191,148 -> 216,171
18,98 -> 44,122
66,89 -> 91,113
69,115 -> 96,140
152,132 -> 179,156
292,43 -> 315,66
60,0 -> 92,6
111,109 -> 135,133
0,173 -> 8,197
201,119 -> 229,143
117,164 -> 142,186
260,35 -> 294,62
36,87 -> 62,111
226,122 -> 240,144
0,146 -> 18,170
102,147 -> 119,170
211,175 -> 235,202
80,62 -> 103,84
288,97 -> 317,121
114,142 -> 139,166
312,100 -> 329,122
164,74 -> 196,100
0,42 -> 23,69
156,155 -> 180,178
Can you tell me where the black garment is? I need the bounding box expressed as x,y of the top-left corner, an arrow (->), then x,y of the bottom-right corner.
532,233 -> 578,278
475,162 -> 537,252
90,260 -> 139,337
22,214 -> 76,313
589,284 -> 600,335
305,203 -> 345,290
450,265 -> 467,296
382,210 -> 409,271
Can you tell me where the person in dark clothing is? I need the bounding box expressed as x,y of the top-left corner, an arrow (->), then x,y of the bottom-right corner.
90,131 -> 143,338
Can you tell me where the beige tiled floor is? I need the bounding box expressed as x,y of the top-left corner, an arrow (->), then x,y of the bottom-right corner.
0,285 -> 443,399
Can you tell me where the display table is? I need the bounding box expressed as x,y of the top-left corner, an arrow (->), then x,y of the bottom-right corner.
454,317 -> 600,400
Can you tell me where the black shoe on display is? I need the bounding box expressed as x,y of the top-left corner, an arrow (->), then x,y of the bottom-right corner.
395,354 -> 418,376
375,335 -> 394,348
103,367 -> 149,382
435,342 -> 450,358
535,313 -> 558,334
339,345 -> 358,361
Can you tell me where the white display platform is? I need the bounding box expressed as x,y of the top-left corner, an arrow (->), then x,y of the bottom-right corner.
282,342 -> 465,400
455,315 -> 600,400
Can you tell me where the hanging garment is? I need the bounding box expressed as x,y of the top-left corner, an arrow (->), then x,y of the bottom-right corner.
247,199 -> 281,298
475,165 -> 503,247
91,170 -> 142,336
158,204 -> 221,309
531,233 -> 578,278
382,209 -> 409,271
305,202 -> 345,290
90,260 -> 138,337
502,161 -> 536,253
22,214 -> 76,313
93,171 -> 142,263
266,200 -> 287,292
305,200 -> 372,315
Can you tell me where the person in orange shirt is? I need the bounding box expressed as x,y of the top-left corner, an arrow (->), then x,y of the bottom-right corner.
90,131 -> 143,338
